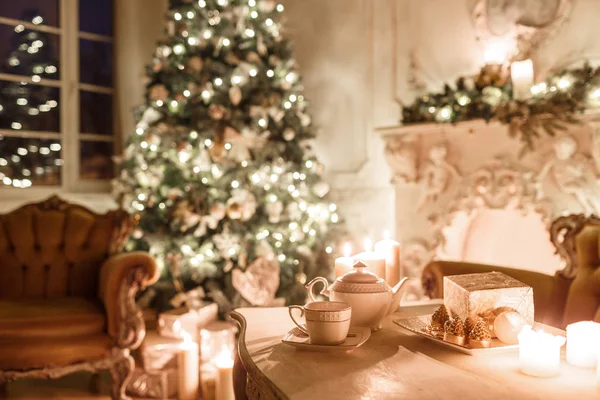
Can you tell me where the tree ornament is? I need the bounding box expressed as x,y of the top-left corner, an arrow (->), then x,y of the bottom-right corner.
256,34 -> 267,56
194,148 -> 212,171
210,202 -> 226,221
171,200 -> 202,232
286,202 -> 302,220
149,84 -> 169,101
283,128 -> 295,141
246,52 -> 262,64
265,200 -> 283,223
208,104 -> 226,120
187,56 -> 203,72
443,317 -> 466,345
229,85 -> 242,105
213,231 -> 241,258
232,257 -> 280,306
468,319 -> 492,348
313,181 -> 330,198
208,141 -> 226,162
258,0 -> 276,13
298,112 -> 311,127
430,304 -> 450,331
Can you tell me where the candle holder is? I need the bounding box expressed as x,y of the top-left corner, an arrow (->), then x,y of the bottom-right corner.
518,325 -> 566,378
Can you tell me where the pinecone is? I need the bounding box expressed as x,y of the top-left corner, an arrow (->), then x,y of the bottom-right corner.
469,319 -> 492,341
464,316 -> 479,337
431,305 -> 450,330
444,317 -> 465,337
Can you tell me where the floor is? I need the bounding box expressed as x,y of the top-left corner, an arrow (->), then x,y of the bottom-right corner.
1,372 -> 122,399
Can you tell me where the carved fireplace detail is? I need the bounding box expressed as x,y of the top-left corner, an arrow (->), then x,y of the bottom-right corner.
379,115 -> 600,299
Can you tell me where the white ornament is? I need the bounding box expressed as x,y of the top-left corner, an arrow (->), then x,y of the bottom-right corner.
283,128 -> 295,141
229,85 -> 242,105
286,202 -> 302,220
494,311 -> 526,345
313,181 -> 330,198
298,112 -> 311,127
258,0 -> 276,13
232,257 -> 280,306
265,200 -> 283,223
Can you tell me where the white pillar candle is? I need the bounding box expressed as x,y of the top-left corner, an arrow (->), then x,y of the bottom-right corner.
518,325 -> 566,378
335,242 -> 354,278
374,231 -> 401,286
511,59 -> 534,100
566,321 -> 600,368
353,237 -> 386,279
215,347 -> 235,400
178,333 -> 199,400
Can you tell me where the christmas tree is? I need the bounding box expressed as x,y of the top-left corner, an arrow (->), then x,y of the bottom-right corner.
0,11 -> 61,187
114,0 -> 342,312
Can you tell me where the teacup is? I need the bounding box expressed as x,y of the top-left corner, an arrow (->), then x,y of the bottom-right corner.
288,301 -> 351,345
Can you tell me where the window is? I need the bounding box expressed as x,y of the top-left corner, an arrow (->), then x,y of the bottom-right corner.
0,0 -> 115,192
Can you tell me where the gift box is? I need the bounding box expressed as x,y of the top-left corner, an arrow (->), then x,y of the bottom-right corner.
158,303 -> 219,342
443,272 -> 534,324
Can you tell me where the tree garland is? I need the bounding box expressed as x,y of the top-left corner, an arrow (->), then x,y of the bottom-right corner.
401,64 -> 600,155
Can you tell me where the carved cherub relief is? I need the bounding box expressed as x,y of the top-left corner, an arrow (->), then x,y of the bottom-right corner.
536,135 -> 600,214
416,144 -> 461,211
384,135 -> 418,184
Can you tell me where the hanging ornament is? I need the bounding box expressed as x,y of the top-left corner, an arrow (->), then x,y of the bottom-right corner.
210,202 -> 226,221
246,52 -> 262,64
286,202 -> 302,220
171,200 -> 202,232
283,128 -> 295,141
229,85 -> 242,105
194,148 -> 212,171
231,257 -> 280,306
227,189 -> 257,221
187,56 -> 203,72
298,112 -> 311,127
258,0 -> 276,13
208,141 -> 226,162
213,231 -> 241,258
149,84 -> 169,101
313,181 -> 330,198
208,104 -> 225,119
257,34 -> 267,56
208,10 -> 221,26
269,107 -> 284,122
265,200 -> 283,223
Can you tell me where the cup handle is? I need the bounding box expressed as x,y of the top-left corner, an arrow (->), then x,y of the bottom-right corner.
288,305 -> 309,335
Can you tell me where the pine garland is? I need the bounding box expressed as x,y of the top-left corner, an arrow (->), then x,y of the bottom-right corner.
402,64 -> 600,155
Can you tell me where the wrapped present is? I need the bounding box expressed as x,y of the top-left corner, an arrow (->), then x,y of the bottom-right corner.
443,272 -> 534,324
127,366 -> 177,399
158,303 -> 219,342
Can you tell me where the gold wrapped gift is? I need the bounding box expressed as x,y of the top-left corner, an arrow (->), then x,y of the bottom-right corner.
443,272 -> 534,324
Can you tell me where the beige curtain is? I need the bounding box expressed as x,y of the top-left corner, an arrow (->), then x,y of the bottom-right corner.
114,0 -> 169,147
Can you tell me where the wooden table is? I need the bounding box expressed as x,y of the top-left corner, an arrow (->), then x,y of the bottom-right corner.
231,302 -> 600,400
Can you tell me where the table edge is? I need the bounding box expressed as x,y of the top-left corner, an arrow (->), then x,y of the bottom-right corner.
230,309 -> 290,400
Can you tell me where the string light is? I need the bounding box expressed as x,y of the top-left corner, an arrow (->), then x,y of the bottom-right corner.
203,30 -> 212,39
156,100 -> 164,106
249,68 -> 257,77
265,18 -> 273,27
11,122 -> 22,130
174,12 -> 182,21
258,118 -> 267,127
276,4 -> 284,12
183,89 -> 191,97
186,11 -> 195,19
204,138 -> 212,147
198,0 -> 206,7
223,38 -> 230,46
173,44 -> 185,55
285,72 -> 296,83
249,0 -> 256,6
140,141 -> 148,149
250,11 -> 258,18
31,75 -> 41,82
284,101 -> 292,109
214,78 -> 223,86
231,75 -> 242,84
32,16 -> 43,25
557,76 -> 571,90
190,130 -> 198,139
266,70 -> 274,77
16,98 -> 27,106
231,180 -> 239,188
14,25 -> 24,33
245,29 -> 255,38
224,143 -> 232,150
188,37 -> 198,46
530,82 -> 547,95
201,90 -> 211,102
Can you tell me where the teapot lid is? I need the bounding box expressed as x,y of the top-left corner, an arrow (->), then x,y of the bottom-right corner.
332,261 -> 390,293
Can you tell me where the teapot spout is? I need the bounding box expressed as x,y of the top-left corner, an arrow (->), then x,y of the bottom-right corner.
387,277 -> 410,316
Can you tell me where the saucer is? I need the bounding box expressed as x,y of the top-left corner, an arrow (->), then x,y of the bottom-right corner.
281,326 -> 371,352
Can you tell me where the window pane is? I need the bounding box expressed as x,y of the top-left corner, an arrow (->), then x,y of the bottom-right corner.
0,24 -> 60,80
0,136 -> 61,186
0,1 -> 59,27
80,140 -> 113,179
79,0 -> 113,36
0,80 -> 60,131
80,91 -> 113,135
79,39 -> 112,87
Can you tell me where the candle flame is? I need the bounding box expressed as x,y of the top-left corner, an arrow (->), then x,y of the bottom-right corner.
364,237 -> 372,253
215,345 -> 234,368
182,331 -> 193,344
343,242 -> 352,257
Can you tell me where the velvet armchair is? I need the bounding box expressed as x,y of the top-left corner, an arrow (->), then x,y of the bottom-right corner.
0,196 -> 159,399
422,214 -> 600,329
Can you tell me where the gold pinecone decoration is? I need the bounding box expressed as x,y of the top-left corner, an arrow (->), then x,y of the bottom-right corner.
431,305 -> 450,330
444,317 -> 465,337
469,319 -> 492,341
464,316 -> 479,337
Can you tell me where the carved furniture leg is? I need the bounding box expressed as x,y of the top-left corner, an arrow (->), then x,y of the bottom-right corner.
89,373 -> 101,394
110,353 -> 134,400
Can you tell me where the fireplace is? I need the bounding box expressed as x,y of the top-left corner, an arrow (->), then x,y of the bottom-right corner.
378,116 -> 600,299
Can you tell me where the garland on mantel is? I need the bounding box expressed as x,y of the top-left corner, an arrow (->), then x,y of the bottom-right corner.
401,63 -> 600,155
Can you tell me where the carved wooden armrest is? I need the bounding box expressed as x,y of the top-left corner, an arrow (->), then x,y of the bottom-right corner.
98,252 -> 159,349
549,214 -> 600,279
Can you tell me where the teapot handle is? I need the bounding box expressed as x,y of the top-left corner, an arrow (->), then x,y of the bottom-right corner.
305,276 -> 330,302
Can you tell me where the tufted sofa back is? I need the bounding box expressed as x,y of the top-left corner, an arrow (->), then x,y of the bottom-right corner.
0,196 -> 131,299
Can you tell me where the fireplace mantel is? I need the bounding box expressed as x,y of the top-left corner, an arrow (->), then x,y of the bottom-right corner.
377,114 -> 600,299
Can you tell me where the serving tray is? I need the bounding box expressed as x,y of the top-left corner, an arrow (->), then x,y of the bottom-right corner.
394,314 -> 519,356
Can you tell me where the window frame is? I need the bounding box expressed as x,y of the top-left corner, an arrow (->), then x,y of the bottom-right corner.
0,0 -> 117,196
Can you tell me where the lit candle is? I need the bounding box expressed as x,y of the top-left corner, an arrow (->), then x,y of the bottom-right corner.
518,325 -> 566,378
335,242 -> 354,277
215,347 -> 235,400
353,237 -> 386,279
374,231 -> 401,286
178,333 -> 199,400
511,59 -> 534,100
566,321 -> 600,368
483,38 -> 508,65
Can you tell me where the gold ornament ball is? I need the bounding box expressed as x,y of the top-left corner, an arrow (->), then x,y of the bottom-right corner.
493,311 -> 526,345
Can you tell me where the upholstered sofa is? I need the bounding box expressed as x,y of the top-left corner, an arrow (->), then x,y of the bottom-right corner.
422,214 -> 600,329
0,196 -> 159,399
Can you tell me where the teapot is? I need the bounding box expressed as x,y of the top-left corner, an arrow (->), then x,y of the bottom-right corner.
305,261 -> 409,331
